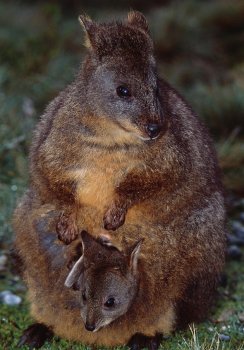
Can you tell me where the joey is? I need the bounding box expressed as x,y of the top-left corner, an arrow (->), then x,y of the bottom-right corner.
65,231 -> 142,332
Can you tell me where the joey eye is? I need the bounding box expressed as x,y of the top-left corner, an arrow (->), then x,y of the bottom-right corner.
82,291 -> 87,302
104,297 -> 115,308
116,86 -> 131,98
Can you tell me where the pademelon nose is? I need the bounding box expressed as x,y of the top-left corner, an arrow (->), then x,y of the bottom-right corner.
146,123 -> 161,139
85,323 -> 95,332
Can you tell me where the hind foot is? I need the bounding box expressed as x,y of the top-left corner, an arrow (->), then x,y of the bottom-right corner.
18,323 -> 53,349
127,333 -> 162,350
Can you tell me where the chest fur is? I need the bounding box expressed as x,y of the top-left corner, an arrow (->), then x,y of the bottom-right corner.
67,152 -> 139,211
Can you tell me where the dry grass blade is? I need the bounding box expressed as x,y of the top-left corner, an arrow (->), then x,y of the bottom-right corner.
179,324 -> 244,350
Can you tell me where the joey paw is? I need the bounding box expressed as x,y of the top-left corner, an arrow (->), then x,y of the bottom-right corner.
103,204 -> 126,231
56,212 -> 78,244
18,323 -> 53,349
127,333 -> 162,350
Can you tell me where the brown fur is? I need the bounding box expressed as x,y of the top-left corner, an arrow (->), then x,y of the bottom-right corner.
13,11 -> 226,348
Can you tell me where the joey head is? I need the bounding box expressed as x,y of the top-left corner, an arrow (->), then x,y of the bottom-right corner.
65,231 -> 142,332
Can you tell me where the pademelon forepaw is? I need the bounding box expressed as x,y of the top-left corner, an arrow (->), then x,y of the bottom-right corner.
103,203 -> 127,231
56,212 -> 78,244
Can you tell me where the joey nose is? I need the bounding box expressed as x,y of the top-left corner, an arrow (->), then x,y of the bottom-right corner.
146,123 -> 161,139
85,323 -> 95,332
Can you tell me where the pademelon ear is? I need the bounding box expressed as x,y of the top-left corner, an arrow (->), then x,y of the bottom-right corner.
78,14 -> 96,48
127,11 -> 149,34
79,14 -> 93,32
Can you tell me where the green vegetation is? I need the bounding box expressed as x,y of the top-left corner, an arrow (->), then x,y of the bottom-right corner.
0,1 -> 243,349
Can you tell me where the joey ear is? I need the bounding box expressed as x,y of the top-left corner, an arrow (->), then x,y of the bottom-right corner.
127,11 -> 149,34
65,254 -> 84,288
80,230 -> 96,250
64,230 -> 93,288
128,239 -> 143,274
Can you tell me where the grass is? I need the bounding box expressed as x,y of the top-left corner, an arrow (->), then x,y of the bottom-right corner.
0,0 -> 244,349
180,325 -> 244,350
216,134 -> 244,194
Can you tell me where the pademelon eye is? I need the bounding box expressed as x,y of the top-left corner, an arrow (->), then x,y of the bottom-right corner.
104,297 -> 115,308
116,86 -> 131,98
